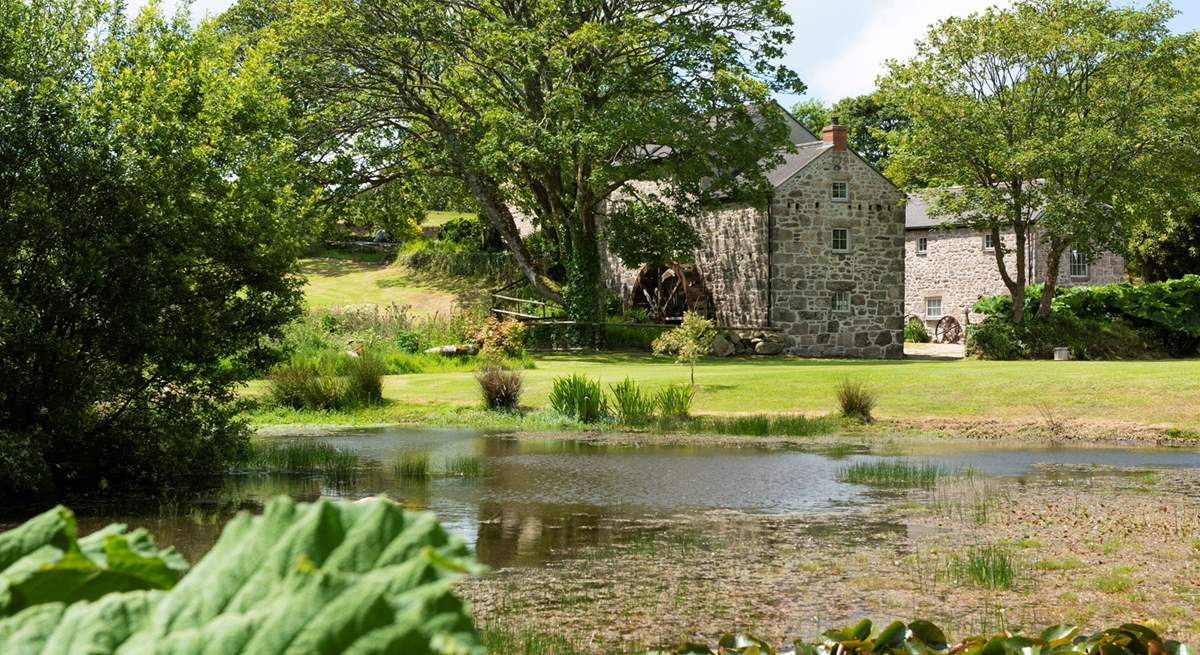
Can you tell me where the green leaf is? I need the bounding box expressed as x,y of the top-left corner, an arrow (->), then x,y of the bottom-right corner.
874,622 -> 908,652
1039,626 -> 1081,647
0,497 -> 483,654
908,621 -> 949,652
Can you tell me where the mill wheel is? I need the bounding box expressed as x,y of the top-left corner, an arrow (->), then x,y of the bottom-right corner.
934,315 -> 963,344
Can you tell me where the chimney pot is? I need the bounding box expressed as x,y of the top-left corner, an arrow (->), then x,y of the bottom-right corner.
822,118 -> 848,152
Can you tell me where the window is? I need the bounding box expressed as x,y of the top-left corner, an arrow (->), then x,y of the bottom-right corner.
831,181 -> 849,201
925,297 -> 943,319
983,234 -> 995,251
916,237 -> 928,255
1070,250 -> 1089,278
832,291 -> 851,312
832,228 -> 850,253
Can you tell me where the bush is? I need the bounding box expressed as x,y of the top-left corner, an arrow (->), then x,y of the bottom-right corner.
609,377 -> 656,425
394,329 -> 423,353
965,320 -> 1027,360
269,351 -> 384,410
548,374 -> 610,423
344,351 -> 385,405
474,316 -> 527,358
655,384 -> 695,419
476,364 -> 523,411
836,379 -> 876,422
904,319 -> 930,343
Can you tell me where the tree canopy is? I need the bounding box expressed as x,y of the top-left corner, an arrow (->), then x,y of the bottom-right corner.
881,0 -> 1199,322
0,0 -> 313,495
262,0 -> 803,325
790,93 -> 908,173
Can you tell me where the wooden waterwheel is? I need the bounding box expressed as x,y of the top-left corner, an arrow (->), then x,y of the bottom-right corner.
935,315 -> 963,344
628,262 -> 713,322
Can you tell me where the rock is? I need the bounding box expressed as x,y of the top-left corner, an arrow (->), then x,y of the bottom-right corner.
425,344 -> 479,356
754,340 -> 783,355
711,333 -> 735,357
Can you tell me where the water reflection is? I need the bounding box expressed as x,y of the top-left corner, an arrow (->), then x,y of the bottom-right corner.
3,427 -> 1199,569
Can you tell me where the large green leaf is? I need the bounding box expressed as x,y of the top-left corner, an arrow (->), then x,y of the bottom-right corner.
0,507 -> 187,617
0,497 -> 484,654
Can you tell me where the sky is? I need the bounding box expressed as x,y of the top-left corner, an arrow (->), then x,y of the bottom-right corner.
136,0 -> 1200,107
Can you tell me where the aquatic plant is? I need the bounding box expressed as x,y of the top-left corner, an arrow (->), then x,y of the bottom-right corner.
949,545 -> 1020,590
246,440 -> 360,484
836,459 -> 945,489
696,414 -> 836,437
609,377 -> 656,425
395,451 -> 431,481
658,620 -> 1193,655
836,379 -> 877,422
0,497 -> 483,652
549,374 -> 610,423
444,455 -> 484,478
655,384 -> 695,419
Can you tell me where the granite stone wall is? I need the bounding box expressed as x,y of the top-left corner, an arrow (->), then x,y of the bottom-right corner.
905,227 -> 1126,325
769,149 -> 907,358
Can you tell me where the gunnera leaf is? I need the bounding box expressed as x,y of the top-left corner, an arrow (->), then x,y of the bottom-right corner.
0,496 -> 485,655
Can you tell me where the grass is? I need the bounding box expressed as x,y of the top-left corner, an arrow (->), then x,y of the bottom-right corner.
1035,557 -> 1085,571
481,624 -> 588,655
394,452 -> 431,481
444,455 -> 484,478
245,441 -> 360,484
836,459 -> 947,488
1092,566 -> 1135,593
242,353 -> 1200,431
423,210 -> 474,227
949,545 -> 1020,590
685,414 -> 839,437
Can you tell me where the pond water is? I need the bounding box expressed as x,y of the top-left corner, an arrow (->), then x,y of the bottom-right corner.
5,427 -> 1200,569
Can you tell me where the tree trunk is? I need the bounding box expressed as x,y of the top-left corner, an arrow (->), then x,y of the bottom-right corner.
1037,236 -> 1069,319
991,221 -> 1028,325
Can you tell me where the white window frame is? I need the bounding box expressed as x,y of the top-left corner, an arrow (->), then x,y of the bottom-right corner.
831,181 -> 849,202
916,237 -> 928,255
983,234 -> 996,252
832,290 -> 851,312
925,297 -> 943,320
1070,250 -> 1089,278
832,228 -> 851,253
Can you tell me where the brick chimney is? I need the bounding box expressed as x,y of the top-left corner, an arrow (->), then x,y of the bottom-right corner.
822,117 -> 848,151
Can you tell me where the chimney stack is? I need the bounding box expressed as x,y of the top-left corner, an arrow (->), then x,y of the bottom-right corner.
822,116 -> 848,151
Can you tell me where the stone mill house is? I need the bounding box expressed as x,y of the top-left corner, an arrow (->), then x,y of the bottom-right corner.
598,111 -> 908,359
903,193 -> 1126,328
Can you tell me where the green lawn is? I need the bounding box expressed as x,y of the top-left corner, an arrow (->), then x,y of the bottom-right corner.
300,256 -> 478,313
251,353 -> 1200,430
422,210 -> 474,227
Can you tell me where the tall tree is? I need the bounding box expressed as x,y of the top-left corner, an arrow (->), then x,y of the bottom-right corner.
828,93 -> 909,174
880,0 -> 1198,323
789,97 -> 830,137
0,0 -> 313,495
276,0 -> 803,325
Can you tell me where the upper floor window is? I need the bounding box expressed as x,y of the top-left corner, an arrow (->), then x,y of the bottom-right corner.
916,237 -> 928,255
1070,250 -> 1089,278
983,234 -> 996,251
832,290 -> 851,312
831,182 -> 849,201
925,297 -> 943,319
832,228 -> 851,253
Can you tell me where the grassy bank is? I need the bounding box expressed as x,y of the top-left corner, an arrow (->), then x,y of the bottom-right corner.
243,353 -> 1200,435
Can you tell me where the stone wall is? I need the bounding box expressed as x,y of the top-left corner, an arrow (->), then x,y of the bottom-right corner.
905,227 -> 1127,325
598,187 -> 770,328
769,149 -> 907,358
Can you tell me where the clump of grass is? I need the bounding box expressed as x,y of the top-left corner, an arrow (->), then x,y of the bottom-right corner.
837,459 -> 945,489
836,379 -> 877,422
821,442 -> 858,459
1035,558 -> 1085,571
694,414 -> 837,437
394,452 -> 430,481
950,545 -> 1019,590
444,455 -> 483,478
655,384 -> 694,419
269,350 -> 385,410
246,441 -> 360,484
548,374 -> 609,423
1093,566 -> 1134,592
481,625 -> 588,655
609,377 -> 656,425
476,364 -> 523,411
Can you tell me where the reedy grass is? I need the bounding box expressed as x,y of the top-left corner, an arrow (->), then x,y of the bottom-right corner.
244,441 -> 360,484
480,624 -> 589,655
655,384 -> 694,419
836,378 -> 877,422
836,459 -> 946,488
394,452 -> 431,481
949,545 -> 1020,590
688,413 -> 838,437
609,377 -> 656,425
443,455 -> 484,478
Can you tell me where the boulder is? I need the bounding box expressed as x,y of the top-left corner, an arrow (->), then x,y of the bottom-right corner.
711,333 -> 736,357
754,340 -> 784,355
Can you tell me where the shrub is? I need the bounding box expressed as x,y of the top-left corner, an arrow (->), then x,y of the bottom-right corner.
836,379 -> 876,422
344,351 -> 385,405
474,316 -> 527,357
903,319 -> 930,343
269,351 -> 384,411
394,329 -> 423,353
609,377 -> 656,425
476,364 -> 523,411
651,311 -> 717,385
965,320 -> 1027,360
655,384 -> 695,419
548,374 -> 610,422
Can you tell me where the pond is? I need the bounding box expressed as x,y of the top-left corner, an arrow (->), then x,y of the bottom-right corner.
5,427 -> 1200,571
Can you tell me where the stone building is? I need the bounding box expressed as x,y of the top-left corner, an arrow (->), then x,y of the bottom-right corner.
600,113 -> 907,358
904,193 -> 1126,327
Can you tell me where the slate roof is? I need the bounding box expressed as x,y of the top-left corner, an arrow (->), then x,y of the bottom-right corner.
904,192 -> 944,229
764,142 -> 830,188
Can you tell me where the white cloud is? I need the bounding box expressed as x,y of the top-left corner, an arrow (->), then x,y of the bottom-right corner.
780,0 -> 1007,103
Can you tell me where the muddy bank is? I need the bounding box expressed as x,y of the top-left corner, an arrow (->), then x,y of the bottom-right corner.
457,465 -> 1200,652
